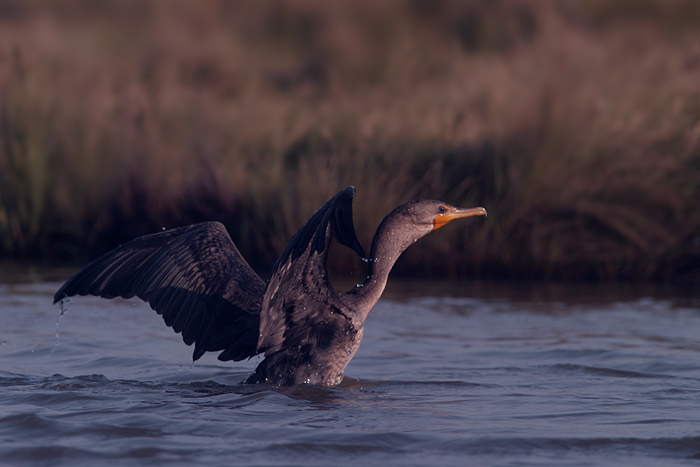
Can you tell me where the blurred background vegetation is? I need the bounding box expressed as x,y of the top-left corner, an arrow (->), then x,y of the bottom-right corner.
0,0 -> 699,282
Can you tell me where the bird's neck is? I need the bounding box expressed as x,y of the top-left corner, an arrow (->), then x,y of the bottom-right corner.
344,215 -> 422,320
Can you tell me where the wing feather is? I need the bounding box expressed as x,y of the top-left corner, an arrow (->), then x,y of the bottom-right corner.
54,221 -> 265,361
257,186 -> 364,355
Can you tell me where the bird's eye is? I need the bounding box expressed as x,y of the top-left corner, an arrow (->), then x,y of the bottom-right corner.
438,205 -> 447,213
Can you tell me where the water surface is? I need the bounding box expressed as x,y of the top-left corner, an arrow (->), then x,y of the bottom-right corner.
1,275 -> 699,466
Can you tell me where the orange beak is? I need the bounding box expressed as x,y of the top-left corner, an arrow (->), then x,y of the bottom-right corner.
433,206 -> 487,230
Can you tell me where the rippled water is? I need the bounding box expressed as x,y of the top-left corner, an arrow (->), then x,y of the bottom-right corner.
1,275 -> 699,466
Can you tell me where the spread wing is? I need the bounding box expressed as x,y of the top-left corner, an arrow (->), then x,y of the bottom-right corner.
53,221 -> 265,362
257,186 -> 365,355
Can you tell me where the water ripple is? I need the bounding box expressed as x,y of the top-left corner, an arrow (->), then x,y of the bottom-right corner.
1,281 -> 699,466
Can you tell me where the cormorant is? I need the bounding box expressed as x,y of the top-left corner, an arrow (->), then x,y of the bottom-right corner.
54,187 -> 486,386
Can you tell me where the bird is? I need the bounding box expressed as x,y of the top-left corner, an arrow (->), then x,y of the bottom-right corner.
54,186 -> 487,386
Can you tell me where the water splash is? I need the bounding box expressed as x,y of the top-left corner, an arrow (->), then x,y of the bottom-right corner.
52,298 -> 70,352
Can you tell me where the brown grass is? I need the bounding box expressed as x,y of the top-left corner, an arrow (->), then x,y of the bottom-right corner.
1,0 -> 699,281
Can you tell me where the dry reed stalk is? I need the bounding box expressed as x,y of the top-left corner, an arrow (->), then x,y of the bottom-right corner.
0,0 -> 698,280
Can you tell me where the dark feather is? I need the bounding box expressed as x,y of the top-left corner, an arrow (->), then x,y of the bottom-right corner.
270,186 -> 365,275
54,222 -> 265,361
257,186 -> 362,357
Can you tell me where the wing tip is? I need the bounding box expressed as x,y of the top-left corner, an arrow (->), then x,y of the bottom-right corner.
339,185 -> 356,201
53,285 -> 71,304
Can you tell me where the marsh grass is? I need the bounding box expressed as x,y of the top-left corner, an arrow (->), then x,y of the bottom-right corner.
0,0 -> 699,281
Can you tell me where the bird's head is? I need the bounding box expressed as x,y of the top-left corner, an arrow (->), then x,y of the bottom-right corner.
368,199 -> 488,262
396,199 -> 487,232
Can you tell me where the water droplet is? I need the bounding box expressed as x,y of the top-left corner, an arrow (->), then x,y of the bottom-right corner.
52,299 -> 70,353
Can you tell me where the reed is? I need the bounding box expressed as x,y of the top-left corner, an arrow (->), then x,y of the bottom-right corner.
0,0 -> 699,281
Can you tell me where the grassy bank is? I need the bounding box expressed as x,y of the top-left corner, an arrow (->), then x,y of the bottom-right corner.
1,0 -> 699,281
